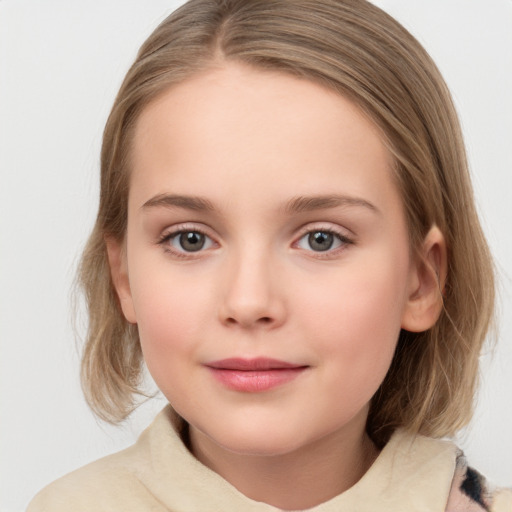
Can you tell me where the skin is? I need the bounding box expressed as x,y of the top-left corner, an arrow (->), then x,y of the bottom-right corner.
108,62 -> 446,510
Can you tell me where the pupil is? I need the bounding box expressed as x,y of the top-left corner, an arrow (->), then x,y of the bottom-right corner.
309,231 -> 333,251
180,232 -> 205,252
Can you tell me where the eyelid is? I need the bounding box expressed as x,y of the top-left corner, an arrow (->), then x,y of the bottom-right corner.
156,221 -> 354,258
292,223 -> 355,256
157,222 -> 219,257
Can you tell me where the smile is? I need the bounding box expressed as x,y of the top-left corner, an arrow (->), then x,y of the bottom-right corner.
205,358 -> 309,392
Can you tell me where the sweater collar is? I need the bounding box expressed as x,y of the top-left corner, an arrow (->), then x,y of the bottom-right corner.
133,404 -> 457,511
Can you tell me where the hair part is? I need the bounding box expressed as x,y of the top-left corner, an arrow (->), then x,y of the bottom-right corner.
78,0 -> 495,446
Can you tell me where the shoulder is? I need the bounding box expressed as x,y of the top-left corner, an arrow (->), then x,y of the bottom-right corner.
380,430 -> 511,512
26,407 -> 180,512
445,451 -> 512,512
26,442 -> 162,512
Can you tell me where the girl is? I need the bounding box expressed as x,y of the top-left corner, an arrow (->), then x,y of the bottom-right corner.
26,0 -> 511,510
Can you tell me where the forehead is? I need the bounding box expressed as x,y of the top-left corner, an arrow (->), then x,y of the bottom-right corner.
129,63 -> 397,213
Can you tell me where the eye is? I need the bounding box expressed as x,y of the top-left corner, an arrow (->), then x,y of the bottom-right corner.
160,230 -> 215,254
296,229 -> 351,252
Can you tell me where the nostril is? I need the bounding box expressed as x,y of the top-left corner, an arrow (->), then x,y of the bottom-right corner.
224,316 -> 274,326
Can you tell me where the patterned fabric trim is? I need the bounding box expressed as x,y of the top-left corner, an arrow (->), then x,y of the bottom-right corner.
445,451 -> 505,512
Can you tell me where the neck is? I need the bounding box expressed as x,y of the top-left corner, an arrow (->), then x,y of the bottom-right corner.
189,422 -> 379,510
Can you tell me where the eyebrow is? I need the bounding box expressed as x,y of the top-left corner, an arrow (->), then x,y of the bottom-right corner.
141,193 -> 379,215
284,194 -> 379,215
141,194 -> 215,212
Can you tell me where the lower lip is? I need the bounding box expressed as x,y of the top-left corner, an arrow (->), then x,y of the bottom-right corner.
207,367 -> 307,392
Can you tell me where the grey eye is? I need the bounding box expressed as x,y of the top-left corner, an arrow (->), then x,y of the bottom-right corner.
179,232 -> 205,251
308,231 -> 334,251
168,231 -> 213,252
296,230 -> 346,252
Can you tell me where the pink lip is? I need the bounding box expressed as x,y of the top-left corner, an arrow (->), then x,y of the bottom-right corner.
205,358 -> 308,392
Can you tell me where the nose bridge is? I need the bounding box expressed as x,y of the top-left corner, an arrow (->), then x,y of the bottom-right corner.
219,240 -> 285,328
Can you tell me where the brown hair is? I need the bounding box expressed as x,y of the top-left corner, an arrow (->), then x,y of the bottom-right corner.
78,0 -> 495,446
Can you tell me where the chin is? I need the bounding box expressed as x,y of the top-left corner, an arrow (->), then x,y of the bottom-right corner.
218,432 -> 306,457
191,413 -> 310,457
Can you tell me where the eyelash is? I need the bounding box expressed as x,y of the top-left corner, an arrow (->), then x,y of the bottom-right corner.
157,225 -> 354,258
294,227 -> 354,258
157,225 -> 215,259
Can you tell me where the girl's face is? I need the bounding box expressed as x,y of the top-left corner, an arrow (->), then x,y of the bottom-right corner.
112,63 -> 424,457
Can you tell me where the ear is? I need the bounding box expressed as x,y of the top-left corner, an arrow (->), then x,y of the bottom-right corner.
401,225 -> 447,333
105,237 -> 137,324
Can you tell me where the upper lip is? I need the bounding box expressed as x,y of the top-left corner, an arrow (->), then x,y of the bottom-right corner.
206,358 -> 306,371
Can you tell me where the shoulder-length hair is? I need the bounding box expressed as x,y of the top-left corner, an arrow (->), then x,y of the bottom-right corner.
78,0 -> 495,447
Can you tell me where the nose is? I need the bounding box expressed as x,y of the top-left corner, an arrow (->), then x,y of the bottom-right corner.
218,249 -> 287,330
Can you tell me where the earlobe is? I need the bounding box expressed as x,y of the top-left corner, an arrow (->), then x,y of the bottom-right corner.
105,237 -> 137,324
401,225 -> 447,333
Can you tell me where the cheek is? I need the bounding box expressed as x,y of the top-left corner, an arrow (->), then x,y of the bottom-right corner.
294,255 -> 409,391
129,268 -> 211,381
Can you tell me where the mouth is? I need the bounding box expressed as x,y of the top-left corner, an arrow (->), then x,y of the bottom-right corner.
205,358 -> 309,392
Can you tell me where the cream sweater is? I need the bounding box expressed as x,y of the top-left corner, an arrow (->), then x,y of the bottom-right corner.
27,405 -> 511,511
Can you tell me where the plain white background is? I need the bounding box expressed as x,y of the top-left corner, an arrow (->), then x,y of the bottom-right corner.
1,1 -> 511,511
